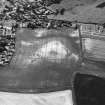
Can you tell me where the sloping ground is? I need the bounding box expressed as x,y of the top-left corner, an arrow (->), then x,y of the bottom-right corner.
48,0 -> 105,24
0,90 -> 73,105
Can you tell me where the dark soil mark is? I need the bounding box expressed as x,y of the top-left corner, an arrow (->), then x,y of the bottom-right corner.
96,2 -> 105,8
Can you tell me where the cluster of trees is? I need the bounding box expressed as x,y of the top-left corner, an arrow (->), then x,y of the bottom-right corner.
0,0 -> 63,29
0,35 -> 15,66
0,0 -> 61,22
0,0 -> 74,30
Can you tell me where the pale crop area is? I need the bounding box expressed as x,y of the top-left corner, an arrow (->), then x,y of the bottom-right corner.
0,90 -> 73,105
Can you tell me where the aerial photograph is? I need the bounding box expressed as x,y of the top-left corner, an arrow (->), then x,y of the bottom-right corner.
0,0 -> 105,105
